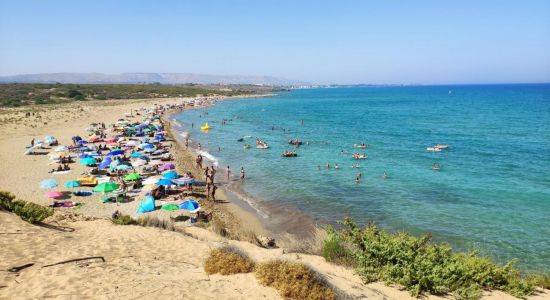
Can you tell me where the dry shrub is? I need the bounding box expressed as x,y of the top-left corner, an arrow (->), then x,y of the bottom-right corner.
204,246 -> 254,275
136,215 -> 175,231
209,217 -> 229,237
255,260 -> 336,300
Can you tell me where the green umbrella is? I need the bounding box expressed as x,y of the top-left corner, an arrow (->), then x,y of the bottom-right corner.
124,173 -> 141,181
93,182 -> 120,193
161,203 -> 180,211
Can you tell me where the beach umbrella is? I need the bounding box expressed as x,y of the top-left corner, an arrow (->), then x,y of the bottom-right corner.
156,179 -> 174,186
99,157 -> 112,170
79,157 -> 97,166
126,140 -> 138,146
142,144 -> 155,149
46,191 -> 63,199
158,163 -> 175,171
54,145 -> 68,152
143,147 -> 155,153
107,149 -> 124,156
88,136 -> 101,143
162,171 -> 179,179
161,203 -> 180,211
93,182 -> 119,193
131,159 -> 147,167
124,173 -> 141,181
64,180 -> 81,188
114,164 -> 133,171
179,200 -> 200,212
149,160 -> 163,165
77,140 -> 88,144
130,152 -> 143,157
40,178 -> 58,189
142,177 -> 160,185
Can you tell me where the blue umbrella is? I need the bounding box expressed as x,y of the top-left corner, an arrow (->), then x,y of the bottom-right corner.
99,157 -> 112,170
142,144 -> 155,149
40,178 -> 58,189
130,152 -> 144,158
64,180 -> 81,188
162,171 -> 179,179
156,179 -> 174,186
79,153 -> 92,159
143,148 -> 155,153
77,140 -> 88,144
107,149 -> 124,156
179,200 -> 200,212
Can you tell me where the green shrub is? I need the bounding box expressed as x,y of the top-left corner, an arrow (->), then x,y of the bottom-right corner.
0,191 -> 16,211
0,191 -> 53,224
322,226 -> 354,266
111,214 -> 135,225
329,217 -> 535,299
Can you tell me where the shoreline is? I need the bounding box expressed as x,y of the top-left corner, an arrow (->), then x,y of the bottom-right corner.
164,95 -> 325,245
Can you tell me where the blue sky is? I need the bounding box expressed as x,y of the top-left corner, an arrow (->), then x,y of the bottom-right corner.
1,0 -> 549,84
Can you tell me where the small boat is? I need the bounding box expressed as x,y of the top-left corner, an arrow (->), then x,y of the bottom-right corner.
427,147 -> 442,152
354,144 -> 368,149
282,151 -> 297,157
243,144 -> 251,149
257,144 -> 269,149
435,144 -> 449,150
200,123 -> 211,130
352,154 -> 368,160
288,139 -> 303,145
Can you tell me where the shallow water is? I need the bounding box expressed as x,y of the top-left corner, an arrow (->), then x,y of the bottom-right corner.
174,84 -> 550,272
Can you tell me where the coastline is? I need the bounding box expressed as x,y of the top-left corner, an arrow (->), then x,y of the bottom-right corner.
1,95 -> 549,299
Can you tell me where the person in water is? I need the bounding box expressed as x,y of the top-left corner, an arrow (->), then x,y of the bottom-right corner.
383,171 -> 388,179
334,164 -> 339,169
240,167 -> 245,180
226,166 -> 231,182
326,163 -> 330,169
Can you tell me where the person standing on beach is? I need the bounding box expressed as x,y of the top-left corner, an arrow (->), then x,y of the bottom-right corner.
204,167 -> 210,183
198,143 -> 201,151
240,167 -> 245,180
211,184 -> 218,202
226,166 -> 231,182
206,181 -> 212,201
210,166 -> 216,184
196,154 -> 203,169
185,138 -> 189,149
31,138 -> 34,147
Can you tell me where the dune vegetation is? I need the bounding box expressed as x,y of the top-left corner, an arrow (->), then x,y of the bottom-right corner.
322,217 -> 543,300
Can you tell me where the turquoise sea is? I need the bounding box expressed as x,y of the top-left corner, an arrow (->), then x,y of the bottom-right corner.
173,84 -> 550,272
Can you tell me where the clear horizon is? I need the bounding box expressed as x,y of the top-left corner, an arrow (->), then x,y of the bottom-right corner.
1,0 -> 549,85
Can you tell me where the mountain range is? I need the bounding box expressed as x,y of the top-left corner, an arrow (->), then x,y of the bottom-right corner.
0,72 -> 308,86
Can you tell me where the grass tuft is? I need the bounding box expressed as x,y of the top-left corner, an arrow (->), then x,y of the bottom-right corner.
255,260 -> 336,300
111,213 -> 135,225
204,246 -> 255,275
136,215 -> 175,231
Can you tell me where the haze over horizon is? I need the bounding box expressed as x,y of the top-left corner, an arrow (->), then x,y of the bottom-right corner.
1,0 -> 549,85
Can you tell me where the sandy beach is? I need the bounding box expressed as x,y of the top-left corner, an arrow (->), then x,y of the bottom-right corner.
1,97 -> 548,300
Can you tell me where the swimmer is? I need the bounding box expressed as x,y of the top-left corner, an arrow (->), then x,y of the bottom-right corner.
334,164 -> 339,169
383,171 -> 388,179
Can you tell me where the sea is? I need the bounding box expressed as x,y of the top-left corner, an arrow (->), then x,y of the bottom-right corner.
172,84 -> 550,272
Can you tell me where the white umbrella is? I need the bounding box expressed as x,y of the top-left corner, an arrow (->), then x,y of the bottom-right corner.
131,159 -> 147,167
142,177 -> 160,185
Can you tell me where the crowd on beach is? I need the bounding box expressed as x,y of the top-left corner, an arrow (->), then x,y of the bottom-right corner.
26,98 -> 234,221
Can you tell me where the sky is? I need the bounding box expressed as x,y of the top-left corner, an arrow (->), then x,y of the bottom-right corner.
0,0 -> 549,84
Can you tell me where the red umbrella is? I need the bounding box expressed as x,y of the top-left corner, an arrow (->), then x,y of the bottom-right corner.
46,191 -> 63,199
88,136 -> 101,143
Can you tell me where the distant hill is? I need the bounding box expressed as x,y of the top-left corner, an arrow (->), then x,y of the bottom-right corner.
0,72 -> 308,86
